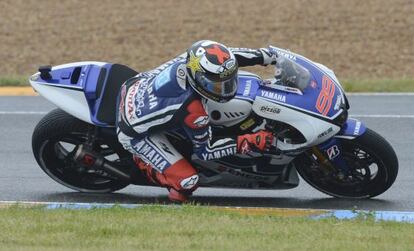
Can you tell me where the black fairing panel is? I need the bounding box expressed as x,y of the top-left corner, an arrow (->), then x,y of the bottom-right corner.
96,64 -> 138,125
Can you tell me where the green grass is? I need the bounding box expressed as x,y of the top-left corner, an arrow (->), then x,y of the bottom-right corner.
342,78 -> 414,92
0,205 -> 413,251
0,76 -> 29,87
1,75 -> 413,92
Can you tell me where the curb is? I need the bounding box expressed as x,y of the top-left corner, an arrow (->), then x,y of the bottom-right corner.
312,210 -> 414,223
0,87 -> 37,96
1,201 -> 413,223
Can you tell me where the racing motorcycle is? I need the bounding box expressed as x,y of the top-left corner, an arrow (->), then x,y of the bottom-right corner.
29,46 -> 398,199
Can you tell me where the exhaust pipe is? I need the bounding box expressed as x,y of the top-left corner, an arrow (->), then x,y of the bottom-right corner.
74,145 -> 131,182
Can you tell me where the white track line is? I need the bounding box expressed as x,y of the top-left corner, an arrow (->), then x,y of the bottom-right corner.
351,114 -> 414,118
348,92 -> 414,96
0,111 -> 47,115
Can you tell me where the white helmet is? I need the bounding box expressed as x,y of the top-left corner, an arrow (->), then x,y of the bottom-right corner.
186,40 -> 238,103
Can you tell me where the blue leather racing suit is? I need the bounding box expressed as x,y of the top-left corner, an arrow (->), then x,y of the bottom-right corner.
117,47 -> 275,194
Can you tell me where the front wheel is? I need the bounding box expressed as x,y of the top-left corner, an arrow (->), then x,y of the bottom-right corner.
295,128 -> 398,198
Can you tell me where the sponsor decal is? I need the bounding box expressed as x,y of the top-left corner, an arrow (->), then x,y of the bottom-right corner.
147,86 -> 158,110
154,66 -> 172,90
132,82 -> 146,116
274,50 -> 297,61
180,175 -> 199,189
219,58 -> 237,78
285,86 -> 299,92
260,105 -> 281,114
240,118 -> 255,130
243,80 -> 252,96
187,51 -> 204,77
206,44 -> 230,64
176,64 -> 187,90
131,78 -> 159,117
238,139 -> 251,154
133,141 -> 168,171
201,146 -> 237,160
310,80 -> 317,89
260,90 -> 286,102
225,59 -> 236,70
118,85 -> 127,120
315,75 -> 336,116
326,145 -> 340,160
127,83 -> 138,119
160,142 -> 174,156
193,115 -> 209,127
317,127 -> 333,138
353,121 -> 361,135
177,68 -> 186,79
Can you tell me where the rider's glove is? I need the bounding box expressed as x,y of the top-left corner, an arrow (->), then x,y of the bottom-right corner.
260,48 -> 278,65
237,130 -> 274,154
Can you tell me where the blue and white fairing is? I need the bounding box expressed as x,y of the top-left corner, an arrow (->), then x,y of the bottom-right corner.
29,62 -> 137,127
268,47 -> 368,140
244,47 -> 349,149
336,118 -> 367,139
260,47 -> 348,118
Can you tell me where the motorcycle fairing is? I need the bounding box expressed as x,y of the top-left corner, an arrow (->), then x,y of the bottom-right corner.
29,62 -> 137,127
204,71 -> 261,127
268,46 -> 347,120
253,96 -> 341,150
193,157 -> 300,189
335,118 -> 367,139
235,71 -> 261,102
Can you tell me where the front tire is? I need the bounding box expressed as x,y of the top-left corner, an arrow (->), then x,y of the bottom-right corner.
296,128 -> 398,198
32,109 -> 130,193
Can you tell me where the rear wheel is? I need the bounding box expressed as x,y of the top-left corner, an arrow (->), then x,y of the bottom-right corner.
296,128 -> 398,198
32,109 -> 130,193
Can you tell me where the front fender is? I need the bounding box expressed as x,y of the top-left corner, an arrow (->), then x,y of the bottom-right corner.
335,118 -> 367,139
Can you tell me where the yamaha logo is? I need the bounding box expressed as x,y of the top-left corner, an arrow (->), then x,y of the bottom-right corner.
260,106 -> 281,114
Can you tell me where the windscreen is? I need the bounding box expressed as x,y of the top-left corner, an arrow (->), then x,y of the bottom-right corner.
274,56 -> 310,91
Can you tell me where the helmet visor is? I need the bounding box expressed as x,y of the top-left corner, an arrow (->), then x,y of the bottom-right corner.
195,73 -> 238,100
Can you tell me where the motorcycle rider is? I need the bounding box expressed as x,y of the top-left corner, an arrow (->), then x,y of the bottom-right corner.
117,40 -> 277,202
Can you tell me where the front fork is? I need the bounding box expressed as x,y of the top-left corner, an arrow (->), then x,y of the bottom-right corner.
312,137 -> 350,177
311,118 -> 368,176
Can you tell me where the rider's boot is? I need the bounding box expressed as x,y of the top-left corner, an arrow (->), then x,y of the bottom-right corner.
133,155 -> 199,203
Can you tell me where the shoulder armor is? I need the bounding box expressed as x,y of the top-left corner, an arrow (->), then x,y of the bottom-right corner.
153,62 -> 189,97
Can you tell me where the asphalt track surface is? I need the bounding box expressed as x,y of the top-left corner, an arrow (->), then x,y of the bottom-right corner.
0,94 -> 413,211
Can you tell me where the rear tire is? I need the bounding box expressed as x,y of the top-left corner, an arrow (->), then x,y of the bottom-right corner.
296,128 -> 398,198
32,109 -> 130,193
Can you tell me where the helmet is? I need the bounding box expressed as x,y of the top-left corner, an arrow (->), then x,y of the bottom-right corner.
186,40 -> 238,103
